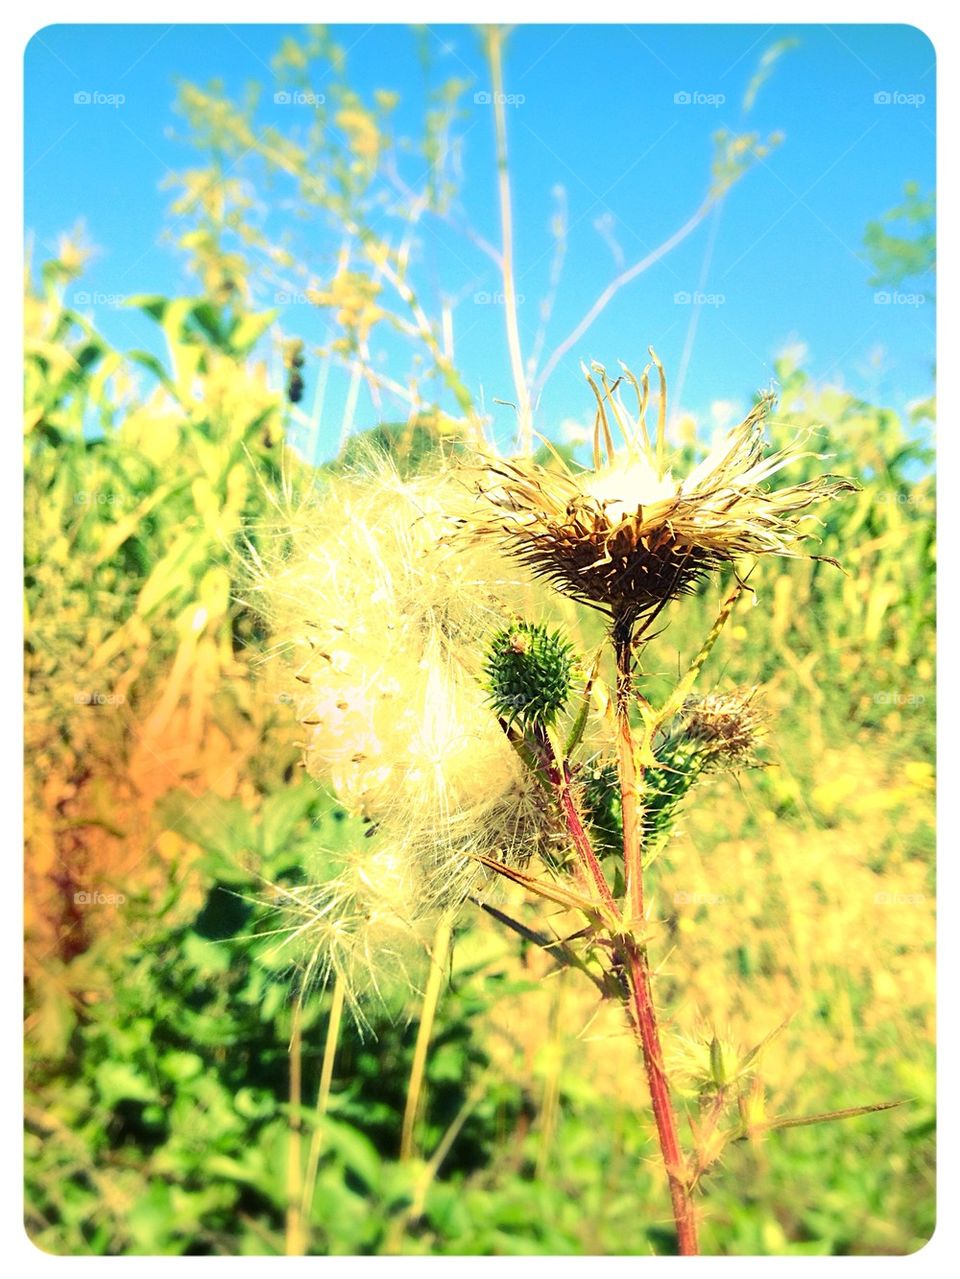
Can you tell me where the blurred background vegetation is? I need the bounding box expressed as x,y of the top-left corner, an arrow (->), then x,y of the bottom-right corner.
24,24 -> 934,1257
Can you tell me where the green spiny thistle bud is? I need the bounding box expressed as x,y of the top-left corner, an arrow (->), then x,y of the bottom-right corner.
673,1028 -> 746,1098
584,749 -> 708,857
485,620 -> 574,730
584,690 -> 764,857
582,762 -> 623,857
641,737 -> 710,849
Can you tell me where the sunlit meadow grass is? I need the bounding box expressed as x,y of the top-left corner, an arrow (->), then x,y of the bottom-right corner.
24,269 -> 934,1251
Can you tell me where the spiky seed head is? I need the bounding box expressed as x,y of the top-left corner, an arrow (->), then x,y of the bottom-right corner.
680,688 -> 765,769
485,620 -> 574,730
645,689 -> 764,843
468,354 -> 857,625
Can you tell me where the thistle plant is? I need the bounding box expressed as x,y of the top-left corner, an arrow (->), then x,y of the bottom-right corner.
251,355 -> 901,1256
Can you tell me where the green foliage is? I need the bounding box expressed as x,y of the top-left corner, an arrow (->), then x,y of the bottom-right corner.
586,735 -> 711,860
25,782 -> 534,1256
863,181 -> 936,292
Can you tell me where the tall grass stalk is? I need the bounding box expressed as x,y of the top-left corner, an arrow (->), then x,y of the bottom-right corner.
400,913 -> 454,1161
284,1005 -> 306,1256
484,26 -> 533,455
300,976 -> 346,1227
386,1083 -> 485,1253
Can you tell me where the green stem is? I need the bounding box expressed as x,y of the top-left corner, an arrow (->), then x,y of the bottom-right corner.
614,617 -> 646,927
400,913 -> 453,1161
284,1004 -> 306,1256
300,976 -> 346,1223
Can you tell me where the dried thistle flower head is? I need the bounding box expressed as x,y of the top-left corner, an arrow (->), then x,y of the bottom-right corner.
470,353 -> 856,626
643,688 -> 765,846
247,461 -> 535,821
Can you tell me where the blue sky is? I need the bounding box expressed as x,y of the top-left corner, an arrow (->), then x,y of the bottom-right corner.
25,23 -> 935,458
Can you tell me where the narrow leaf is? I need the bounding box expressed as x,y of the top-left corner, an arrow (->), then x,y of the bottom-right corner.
565,645 -> 604,757
756,1098 -> 908,1134
471,854 -> 611,924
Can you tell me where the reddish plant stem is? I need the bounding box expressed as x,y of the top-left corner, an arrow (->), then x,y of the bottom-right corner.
548,754 -> 699,1253
521,693 -> 700,1253
612,613 -> 700,1256
622,939 -> 700,1255
541,741 -> 619,918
